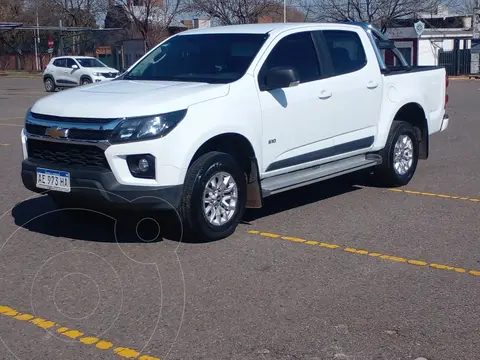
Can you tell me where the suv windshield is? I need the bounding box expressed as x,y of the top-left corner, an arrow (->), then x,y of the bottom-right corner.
76,58 -> 106,68
123,33 -> 269,84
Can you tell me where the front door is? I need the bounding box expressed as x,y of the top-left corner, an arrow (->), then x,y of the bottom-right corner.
256,30 -> 336,175
65,58 -> 80,86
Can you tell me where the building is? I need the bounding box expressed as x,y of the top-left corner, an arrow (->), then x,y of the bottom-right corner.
181,18 -> 212,29
384,7 -> 473,75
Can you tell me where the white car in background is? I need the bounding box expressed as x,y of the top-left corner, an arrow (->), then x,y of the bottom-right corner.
43,56 -> 120,92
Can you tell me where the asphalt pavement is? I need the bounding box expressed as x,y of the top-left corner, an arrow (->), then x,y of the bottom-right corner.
0,77 -> 478,360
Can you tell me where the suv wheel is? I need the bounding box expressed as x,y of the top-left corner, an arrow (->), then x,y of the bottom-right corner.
81,78 -> 92,86
44,77 -> 55,92
373,120 -> 419,187
179,151 -> 247,241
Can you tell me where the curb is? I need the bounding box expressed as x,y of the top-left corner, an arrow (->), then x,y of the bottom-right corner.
449,76 -> 480,80
0,73 -> 42,79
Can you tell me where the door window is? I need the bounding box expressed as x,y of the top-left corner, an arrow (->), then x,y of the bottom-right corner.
53,59 -> 66,67
66,58 -> 77,68
259,31 -> 321,86
322,30 -> 367,76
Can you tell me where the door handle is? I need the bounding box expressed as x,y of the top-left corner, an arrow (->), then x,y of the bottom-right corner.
318,90 -> 332,99
367,81 -> 378,89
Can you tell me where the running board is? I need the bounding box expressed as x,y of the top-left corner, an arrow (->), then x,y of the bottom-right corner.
261,154 -> 382,197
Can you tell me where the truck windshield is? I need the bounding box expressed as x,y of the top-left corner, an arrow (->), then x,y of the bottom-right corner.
123,33 -> 269,84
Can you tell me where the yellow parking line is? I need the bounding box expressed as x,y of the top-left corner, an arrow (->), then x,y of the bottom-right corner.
389,188 -> 480,203
0,143 -> 9,146
0,305 -> 161,359
248,230 -> 480,278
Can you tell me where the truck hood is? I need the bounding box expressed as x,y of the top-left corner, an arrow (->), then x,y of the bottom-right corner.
30,80 -> 230,118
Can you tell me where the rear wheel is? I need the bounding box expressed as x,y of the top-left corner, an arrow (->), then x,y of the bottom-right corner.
179,151 -> 247,241
373,120 -> 419,187
44,77 -> 55,92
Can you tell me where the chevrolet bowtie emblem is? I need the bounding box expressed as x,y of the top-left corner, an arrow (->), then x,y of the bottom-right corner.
45,127 -> 69,138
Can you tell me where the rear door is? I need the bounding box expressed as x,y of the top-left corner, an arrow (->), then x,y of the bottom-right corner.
312,29 -> 383,149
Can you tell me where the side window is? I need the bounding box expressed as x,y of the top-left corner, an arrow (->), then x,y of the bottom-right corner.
53,59 -> 66,67
66,58 -> 76,68
259,31 -> 321,86
322,30 -> 367,76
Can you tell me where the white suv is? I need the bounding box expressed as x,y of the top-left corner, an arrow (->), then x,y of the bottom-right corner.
43,56 -> 120,92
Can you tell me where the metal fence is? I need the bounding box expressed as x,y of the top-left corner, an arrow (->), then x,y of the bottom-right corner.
438,48 -> 472,76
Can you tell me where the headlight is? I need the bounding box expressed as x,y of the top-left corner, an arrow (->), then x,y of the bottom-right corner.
92,72 -> 101,76
109,109 -> 187,143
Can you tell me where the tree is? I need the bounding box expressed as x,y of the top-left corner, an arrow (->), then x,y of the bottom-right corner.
116,0 -> 185,50
297,0 -> 459,31
186,0 -> 281,25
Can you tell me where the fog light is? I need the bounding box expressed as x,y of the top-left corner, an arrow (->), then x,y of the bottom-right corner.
138,158 -> 149,172
126,154 -> 155,179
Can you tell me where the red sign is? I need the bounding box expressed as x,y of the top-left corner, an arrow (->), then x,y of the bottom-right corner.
48,38 -> 54,48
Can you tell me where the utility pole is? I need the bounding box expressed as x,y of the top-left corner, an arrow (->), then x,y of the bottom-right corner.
59,20 -> 64,56
36,11 -> 40,70
284,0 -> 287,23
33,9 -> 40,70
471,8 -> 480,74
33,30 -> 38,70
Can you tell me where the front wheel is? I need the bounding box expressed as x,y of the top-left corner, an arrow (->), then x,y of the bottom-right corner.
373,120 -> 419,187
179,151 -> 247,242
81,78 -> 92,86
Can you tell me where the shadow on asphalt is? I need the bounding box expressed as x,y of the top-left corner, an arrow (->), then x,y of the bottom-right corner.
11,195 -> 183,244
242,172 -> 369,223
11,172 -> 375,244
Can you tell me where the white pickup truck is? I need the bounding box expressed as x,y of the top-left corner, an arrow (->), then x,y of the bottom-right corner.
21,22 -> 450,241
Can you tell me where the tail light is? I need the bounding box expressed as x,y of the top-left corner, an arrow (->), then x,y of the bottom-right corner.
445,74 -> 449,108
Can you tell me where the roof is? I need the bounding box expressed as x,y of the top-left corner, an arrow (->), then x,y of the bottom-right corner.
176,22 -> 368,36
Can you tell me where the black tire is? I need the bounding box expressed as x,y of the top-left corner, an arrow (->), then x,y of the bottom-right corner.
179,151 -> 247,242
373,120 -> 419,187
44,77 -> 55,92
81,77 -> 92,86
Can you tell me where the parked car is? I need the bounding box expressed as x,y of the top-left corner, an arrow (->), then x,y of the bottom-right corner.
21,22 -> 449,241
43,56 -> 120,92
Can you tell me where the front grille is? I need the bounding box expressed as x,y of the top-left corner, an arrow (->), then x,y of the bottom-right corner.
101,72 -> 117,78
26,123 -> 112,141
27,139 -> 109,169
30,112 -> 117,124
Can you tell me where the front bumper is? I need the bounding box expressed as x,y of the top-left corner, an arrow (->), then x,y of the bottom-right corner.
21,159 -> 183,211
91,74 -> 118,83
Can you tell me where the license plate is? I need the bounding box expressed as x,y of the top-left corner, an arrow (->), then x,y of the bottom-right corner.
36,168 -> 71,193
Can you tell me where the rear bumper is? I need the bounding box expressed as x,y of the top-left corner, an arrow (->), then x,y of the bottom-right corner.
21,159 -> 183,211
441,113 -> 449,132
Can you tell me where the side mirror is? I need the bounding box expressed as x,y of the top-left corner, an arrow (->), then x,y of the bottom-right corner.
71,64 -> 79,69
376,39 -> 395,50
262,67 -> 300,91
